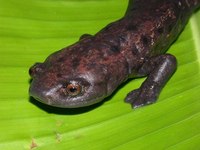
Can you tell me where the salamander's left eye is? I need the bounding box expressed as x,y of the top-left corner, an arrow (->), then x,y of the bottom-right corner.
66,83 -> 82,96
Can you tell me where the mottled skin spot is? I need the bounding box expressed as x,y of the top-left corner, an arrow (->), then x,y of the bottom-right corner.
157,27 -> 164,34
29,0 -> 200,108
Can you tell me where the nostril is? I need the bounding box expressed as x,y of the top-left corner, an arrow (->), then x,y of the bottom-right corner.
29,63 -> 44,78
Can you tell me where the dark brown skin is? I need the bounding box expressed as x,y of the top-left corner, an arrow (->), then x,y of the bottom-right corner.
29,0 -> 200,108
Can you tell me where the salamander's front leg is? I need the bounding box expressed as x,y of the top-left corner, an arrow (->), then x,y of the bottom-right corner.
125,54 -> 177,108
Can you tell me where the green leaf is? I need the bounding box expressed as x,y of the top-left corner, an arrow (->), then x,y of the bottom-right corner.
0,0 -> 200,149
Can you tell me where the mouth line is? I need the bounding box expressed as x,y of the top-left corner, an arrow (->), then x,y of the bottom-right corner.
29,82 -> 106,108
30,92 -> 105,108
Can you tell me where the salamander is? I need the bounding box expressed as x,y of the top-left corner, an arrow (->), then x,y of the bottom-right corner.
29,0 -> 200,108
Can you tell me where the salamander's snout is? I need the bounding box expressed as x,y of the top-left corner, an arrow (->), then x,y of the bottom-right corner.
29,80 -> 63,106
29,63 -> 44,78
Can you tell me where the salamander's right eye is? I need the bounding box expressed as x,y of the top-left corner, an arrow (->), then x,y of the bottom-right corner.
29,63 -> 43,78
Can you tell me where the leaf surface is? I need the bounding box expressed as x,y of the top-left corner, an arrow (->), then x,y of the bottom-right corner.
0,0 -> 200,149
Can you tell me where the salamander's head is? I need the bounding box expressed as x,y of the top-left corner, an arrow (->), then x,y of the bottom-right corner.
29,49 -> 108,108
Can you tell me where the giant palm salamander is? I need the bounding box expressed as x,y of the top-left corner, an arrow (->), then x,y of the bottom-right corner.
29,0 -> 200,108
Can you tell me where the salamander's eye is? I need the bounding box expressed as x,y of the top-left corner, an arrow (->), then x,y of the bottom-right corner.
29,63 -> 44,78
66,83 -> 82,96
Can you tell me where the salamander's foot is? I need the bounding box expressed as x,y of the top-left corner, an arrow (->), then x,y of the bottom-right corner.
125,86 -> 158,108
125,54 -> 177,109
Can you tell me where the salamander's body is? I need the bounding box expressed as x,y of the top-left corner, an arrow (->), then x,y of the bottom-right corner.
29,0 -> 200,108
